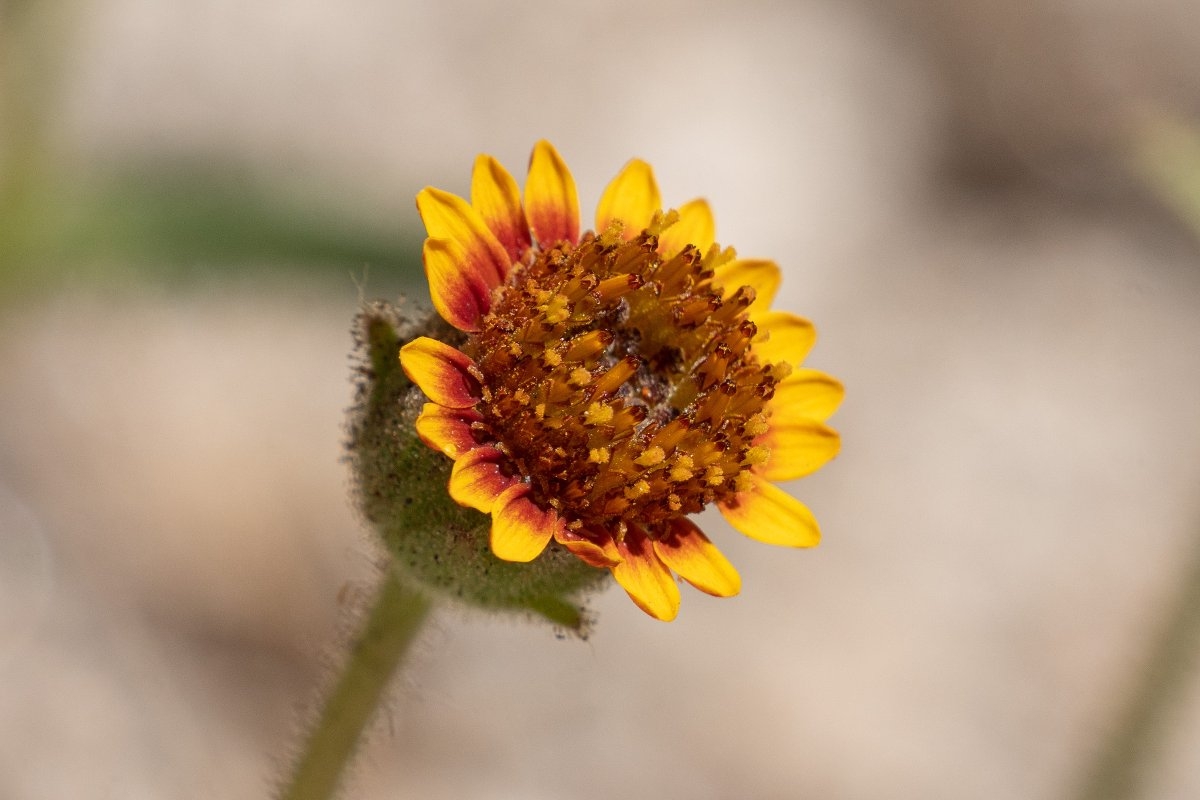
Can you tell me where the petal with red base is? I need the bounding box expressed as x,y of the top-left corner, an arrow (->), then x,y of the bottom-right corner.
555,527 -> 622,568
525,140 -> 580,247
658,198 -> 715,257
770,368 -> 845,424
416,186 -> 510,285
423,237 -> 494,332
595,158 -> 661,238
399,337 -> 481,409
755,418 -> 841,481
718,473 -> 820,548
414,403 -> 483,459
491,484 -> 561,562
448,446 -> 516,513
754,311 -> 817,367
715,259 -> 781,315
471,154 -> 532,263
612,526 -> 681,621
653,517 -> 741,597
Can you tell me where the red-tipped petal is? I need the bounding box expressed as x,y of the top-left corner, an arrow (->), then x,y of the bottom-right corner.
756,417 -> 841,481
416,186 -> 510,285
754,311 -> 817,367
555,527 -> 622,568
525,140 -> 579,247
414,403 -> 484,459
718,473 -> 821,548
491,484 -> 560,562
612,526 -> 681,621
595,158 -> 661,238
770,368 -> 845,424
653,518 -> 741,597
471,154 -> 532,263
714,258 -> 781,314
399,337 -> 481,409
658,198 -> 715,257
448,446 -> 516,513
423,237 -> 493,331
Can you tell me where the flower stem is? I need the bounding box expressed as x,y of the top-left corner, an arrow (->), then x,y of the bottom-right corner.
281,566 -> 430,800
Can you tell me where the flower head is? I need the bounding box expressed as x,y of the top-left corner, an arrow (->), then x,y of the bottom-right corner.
400,141 -> 842,621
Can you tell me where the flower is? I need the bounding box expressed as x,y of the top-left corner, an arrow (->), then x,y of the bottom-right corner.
399,141 -> 842,621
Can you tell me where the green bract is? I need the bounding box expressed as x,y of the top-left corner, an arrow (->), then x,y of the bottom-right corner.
346,304 -> 607,632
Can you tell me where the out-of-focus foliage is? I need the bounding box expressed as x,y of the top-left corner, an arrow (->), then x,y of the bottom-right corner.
0,164 -> 419,292
1137,115 -> 1200,238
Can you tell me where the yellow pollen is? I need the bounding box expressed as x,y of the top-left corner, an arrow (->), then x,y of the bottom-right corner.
569,367 -> 592,387
634,446 -> 666,468
669,454 -> 695,482
704,465 -> 725,486
584,402 -> 614,425
745,445 -> 771,466
668,493 -> 682,511
588,447 -> 611,464
539,293 -> 571,324
624,479 -> 651,500
534,402 -> 546,419
734,472 -> 755,493
513,388 -> 531,405
543,349 -> 562,367
744,412 -> 769,437
646,209 -> 679,237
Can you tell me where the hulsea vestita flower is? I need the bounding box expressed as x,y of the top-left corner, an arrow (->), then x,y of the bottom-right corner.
400,141 -> 842,621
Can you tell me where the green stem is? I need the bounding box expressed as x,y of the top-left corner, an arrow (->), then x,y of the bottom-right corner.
281,566 -> 431,800
1072,523 -> 1200,800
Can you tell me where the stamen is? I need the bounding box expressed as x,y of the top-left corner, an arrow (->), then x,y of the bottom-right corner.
584,402 -> 614,426
591,355 -> 639,396
634,446 -> 666,468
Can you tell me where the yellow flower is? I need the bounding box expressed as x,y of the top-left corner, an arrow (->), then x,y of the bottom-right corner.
400,141 -> 842,621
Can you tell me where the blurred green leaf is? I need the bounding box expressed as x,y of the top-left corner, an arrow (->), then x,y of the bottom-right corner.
0,162 -> 421,293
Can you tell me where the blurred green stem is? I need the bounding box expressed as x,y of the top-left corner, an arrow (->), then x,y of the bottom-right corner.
1072,522 -> 1200,800
281,567 -> 430,800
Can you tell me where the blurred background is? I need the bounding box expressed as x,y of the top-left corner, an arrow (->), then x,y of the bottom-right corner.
3,0 -> 1200,797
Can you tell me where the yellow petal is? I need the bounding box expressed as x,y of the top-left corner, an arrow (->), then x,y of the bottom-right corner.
612,526 -> 680,621
414,403 -> 483,459
416,186 -> 511,284
595,158 -> 661,238
658,198 -> 715,257
398,337 -> 481,409
555,528 -> 622,568
525,140 -> 579,247
770,368 -> 845,424
491,484 -> 559,562
754,311 -> 817,367
718,473 -> 821,547
714,258 -> 781,315
448,446 -> 516,513
471,154 -> 532,263
653,518 -> 741,597
755,418 -> 841,481
423,237 -> 494,332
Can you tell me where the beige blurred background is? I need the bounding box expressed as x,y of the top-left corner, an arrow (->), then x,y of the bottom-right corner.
3,1 -> 1200,797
